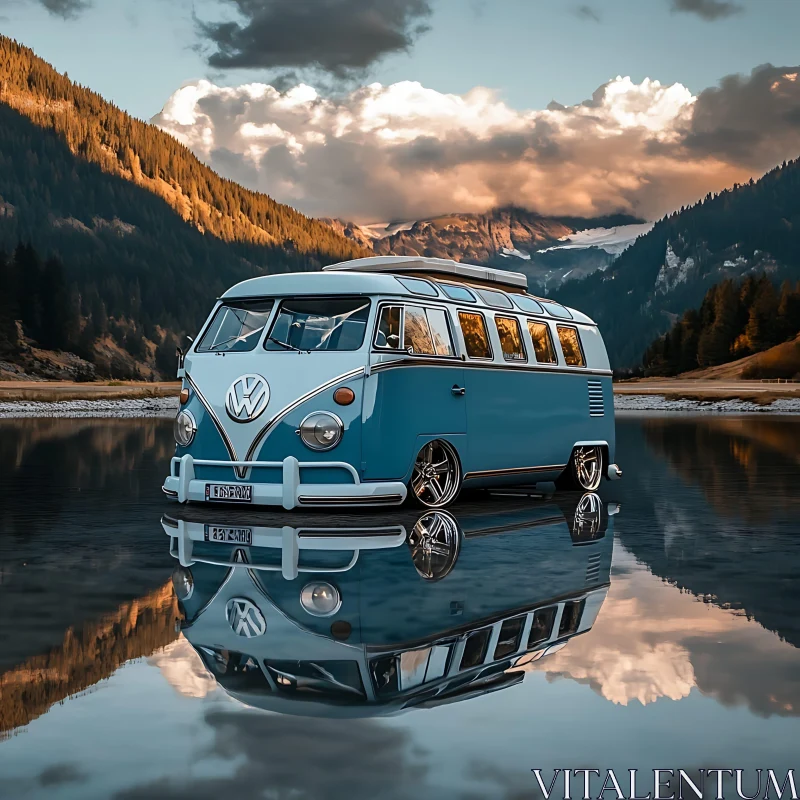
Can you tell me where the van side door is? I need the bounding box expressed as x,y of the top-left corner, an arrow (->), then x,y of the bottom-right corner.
361,303 -> 466,481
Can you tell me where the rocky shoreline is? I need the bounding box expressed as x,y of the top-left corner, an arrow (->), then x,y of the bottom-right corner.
2,394 -> 800,418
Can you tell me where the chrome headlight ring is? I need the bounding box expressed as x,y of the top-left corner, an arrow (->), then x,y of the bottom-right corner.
300,582 -> 342,617
298,411 -> 344,451
174,409 -> 197,447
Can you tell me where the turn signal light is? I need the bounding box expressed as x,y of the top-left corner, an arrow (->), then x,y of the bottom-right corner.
179,387 -> 190,404
333,387 -> 355,406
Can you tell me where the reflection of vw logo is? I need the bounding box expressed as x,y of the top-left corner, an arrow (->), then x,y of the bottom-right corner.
225,374 -> 269,422
225,598 -> 267,638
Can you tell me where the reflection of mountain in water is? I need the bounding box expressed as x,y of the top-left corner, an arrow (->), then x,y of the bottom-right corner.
614,417 -> 800,649
0,582 -> 178,737
0,418 -> 173,536
0,418 -> 175,670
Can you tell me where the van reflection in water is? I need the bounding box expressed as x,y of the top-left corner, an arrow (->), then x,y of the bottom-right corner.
161,493 -> 615,716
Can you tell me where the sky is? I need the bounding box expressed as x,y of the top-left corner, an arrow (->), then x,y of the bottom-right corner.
3,0 -> 800,222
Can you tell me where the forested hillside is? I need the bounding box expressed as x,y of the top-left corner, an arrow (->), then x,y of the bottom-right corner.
0,36 -> 367,377
642,275 -> 800,377
554,158 -> 800,369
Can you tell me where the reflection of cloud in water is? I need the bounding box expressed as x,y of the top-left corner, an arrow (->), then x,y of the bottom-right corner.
115,709 -> 434,800
148,636 -> 217,700
527,544 -> 800,714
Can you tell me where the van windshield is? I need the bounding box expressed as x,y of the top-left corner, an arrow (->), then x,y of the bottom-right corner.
196,300 -> 274,353
265,297 -> 370,352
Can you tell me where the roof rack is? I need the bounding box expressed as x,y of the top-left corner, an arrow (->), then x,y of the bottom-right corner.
322,256 -> 528,291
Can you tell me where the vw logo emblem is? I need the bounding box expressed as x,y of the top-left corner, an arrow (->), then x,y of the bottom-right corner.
225,598 -> 267,638
225,374 -> 270,423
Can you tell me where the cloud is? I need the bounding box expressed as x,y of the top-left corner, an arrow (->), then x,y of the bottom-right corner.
196,0 -> 432,79
114,708 -> 437,800
153,64 -> 800,223
38,763 -> 88,787
147,635 -> 217,699
686,64 -> 800,167
670,0 -> 742,21
37,0 -> 90,18
526,545 -> 800,715
574,4 -> 601,22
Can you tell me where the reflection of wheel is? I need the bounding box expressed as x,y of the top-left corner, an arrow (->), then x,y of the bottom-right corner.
408,511 -> 461,580
560,445 -> 604,491
410,440 -> 462,508
571,492 -> 603,542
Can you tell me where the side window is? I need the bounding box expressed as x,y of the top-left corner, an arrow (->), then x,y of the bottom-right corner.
426,308 -> 455,356
375,305 -> 456,356
557,325 -> 586,367
458,311 -> 492,359
494,316 -> 526,362
404,306 -> 435,355
527,321 -> 558,364
375,305 -> 402,350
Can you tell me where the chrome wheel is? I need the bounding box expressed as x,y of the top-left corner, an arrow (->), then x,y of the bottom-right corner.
410,440 -> 461,508
572,492 -> 602,539
572,446 -> 603,491
408,511 -> 461,580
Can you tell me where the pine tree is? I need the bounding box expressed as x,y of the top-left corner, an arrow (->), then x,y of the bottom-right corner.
39,255 -> 73,350
745,278 -> 779,352
15,242 -> 43,340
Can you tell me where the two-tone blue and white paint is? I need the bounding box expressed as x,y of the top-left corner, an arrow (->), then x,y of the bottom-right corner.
162,256 -> 621,509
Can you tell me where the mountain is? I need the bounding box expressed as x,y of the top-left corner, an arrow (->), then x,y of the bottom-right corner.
0,36 -> 367,377
553,158 -> 800,369
324,208 -> 648,291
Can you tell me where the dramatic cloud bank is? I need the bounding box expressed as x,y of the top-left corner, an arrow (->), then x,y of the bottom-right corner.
196,0 -> 432,79
153,65 -> 800,223
530,545 -> 800,714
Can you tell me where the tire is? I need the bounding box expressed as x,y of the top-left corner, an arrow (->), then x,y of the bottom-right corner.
558,445 -> 604,492
407,510 -> 462,580
409,439 -> 462,509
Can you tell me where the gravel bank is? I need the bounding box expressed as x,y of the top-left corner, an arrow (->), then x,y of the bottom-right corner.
2,394 -> 799,418
0,397 -> 180,418
615,394 -> 800,414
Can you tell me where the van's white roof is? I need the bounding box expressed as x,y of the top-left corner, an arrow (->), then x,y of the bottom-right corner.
322,256 -> 528,290
221,263 -> 595,325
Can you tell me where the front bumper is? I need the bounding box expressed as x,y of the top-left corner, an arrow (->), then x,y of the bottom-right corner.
163,454 -> 407,510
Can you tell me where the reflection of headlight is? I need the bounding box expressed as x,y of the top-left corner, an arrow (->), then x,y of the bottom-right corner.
171,565 -> 194,601
300,581 -> 341,616
298,412 -> 343,451
174,410 -> 196,447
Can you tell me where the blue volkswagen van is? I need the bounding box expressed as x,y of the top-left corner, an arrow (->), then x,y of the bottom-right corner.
163,256 -> 621,509
163,495 -> 615,716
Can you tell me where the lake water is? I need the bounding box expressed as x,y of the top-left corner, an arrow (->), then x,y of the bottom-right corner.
0,415 -> 799,799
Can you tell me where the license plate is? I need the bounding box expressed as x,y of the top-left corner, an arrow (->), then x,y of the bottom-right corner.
205,483 -> 252,503
204,525 -> 253,545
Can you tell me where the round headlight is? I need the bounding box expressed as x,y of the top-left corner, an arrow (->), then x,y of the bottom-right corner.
300,581 -> 341,617
174,409 -> 196,447
298,411 -> 343,451
171,565 -> 194,601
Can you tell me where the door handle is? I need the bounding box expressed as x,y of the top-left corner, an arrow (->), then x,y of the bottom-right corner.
451,385 -> 466,396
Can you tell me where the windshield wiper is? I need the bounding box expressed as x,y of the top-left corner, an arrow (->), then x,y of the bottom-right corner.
267,336 -> 303,352
208,325 -> 265,352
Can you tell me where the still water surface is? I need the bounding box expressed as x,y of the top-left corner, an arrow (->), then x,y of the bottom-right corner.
0,416 -> 799,799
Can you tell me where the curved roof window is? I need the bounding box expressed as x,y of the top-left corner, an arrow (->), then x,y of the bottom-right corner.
513,295 -> 545,315
476,288 -> 514,309
437,283 -> 476,302
396,277 -> 439,297
540,301 -> 573,319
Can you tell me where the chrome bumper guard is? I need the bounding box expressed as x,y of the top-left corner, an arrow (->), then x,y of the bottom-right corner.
162,454 -> 407,510
162,517 -> 407,579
